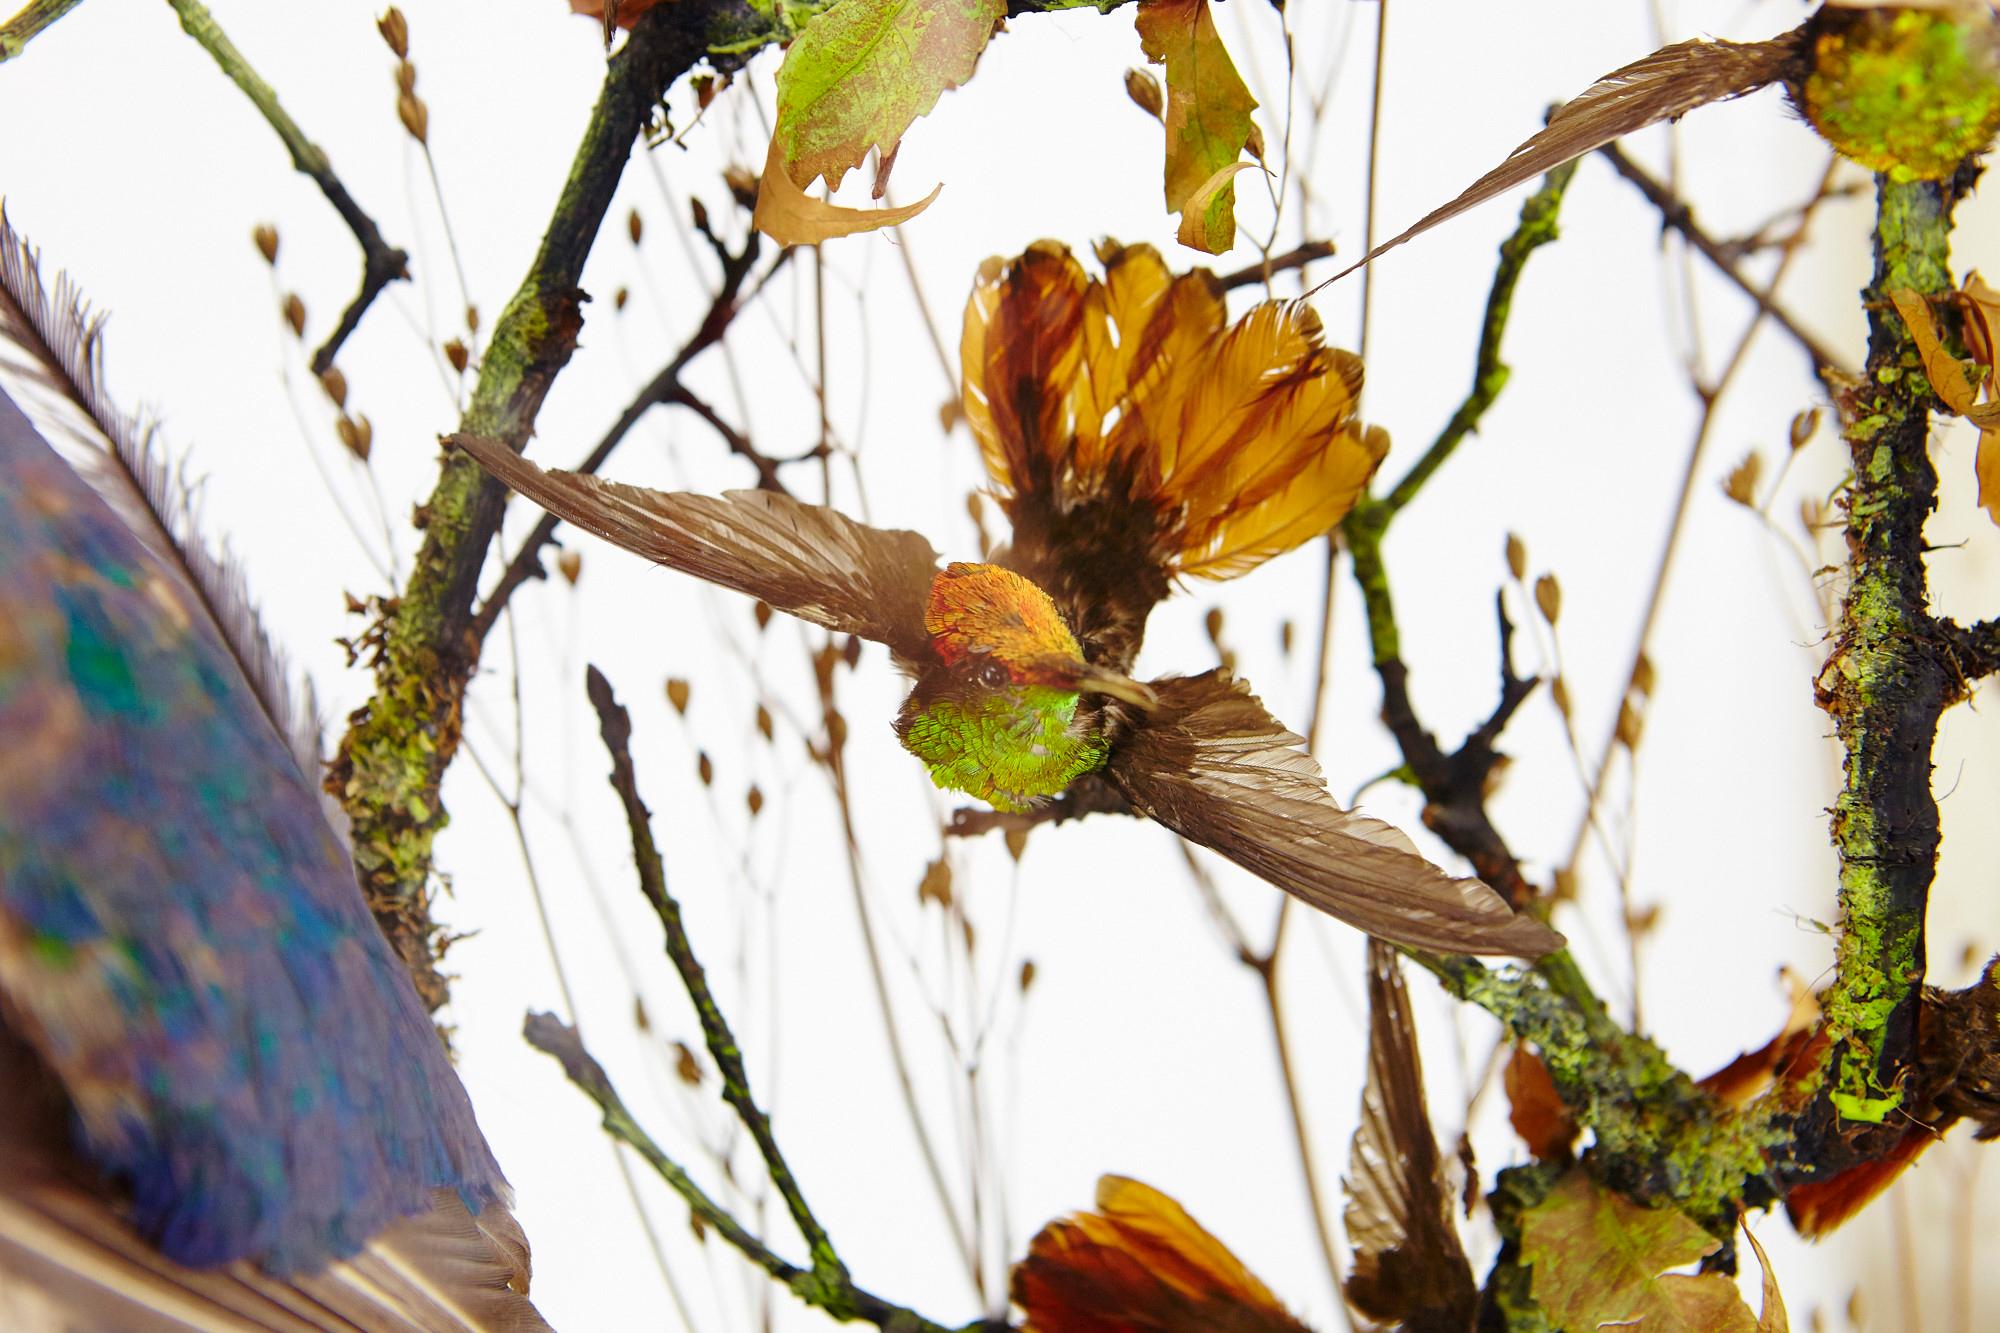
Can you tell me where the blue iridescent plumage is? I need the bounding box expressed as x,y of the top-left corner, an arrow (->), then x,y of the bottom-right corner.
0,383 -> 512,1277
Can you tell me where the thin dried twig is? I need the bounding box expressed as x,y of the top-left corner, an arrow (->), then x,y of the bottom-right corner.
164,0 -> 409,375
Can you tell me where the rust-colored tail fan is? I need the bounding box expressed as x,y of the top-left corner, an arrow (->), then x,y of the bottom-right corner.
1012,1175 -> 1310,1332
962,240 -> 1386,662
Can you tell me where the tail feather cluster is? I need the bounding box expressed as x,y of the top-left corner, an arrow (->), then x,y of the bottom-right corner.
962,240 -> 1386,585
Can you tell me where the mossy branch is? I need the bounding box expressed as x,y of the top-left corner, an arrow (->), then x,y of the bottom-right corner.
163,0 -> 409,375
583,665 -> 846,1290
0,0 -> 80,62
1339,167 -> 1782,1237
1808,172 -> 1964,1134
326,0 -> 751,1009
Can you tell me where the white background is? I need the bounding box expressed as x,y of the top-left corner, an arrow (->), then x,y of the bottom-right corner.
2,0 -> 1996,1329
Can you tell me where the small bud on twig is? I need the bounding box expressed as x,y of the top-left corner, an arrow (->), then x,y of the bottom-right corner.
666,678 -> 690,714
444,337 -> 468,373
398,92 -> 429,145
282,292 -> 306,338
1505,532 -> 1527,581
319,366 -> 348,408
252,223 -> 279,265
556,550 -> 582,585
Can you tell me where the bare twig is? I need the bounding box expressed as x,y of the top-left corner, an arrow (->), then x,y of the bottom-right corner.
164,0 -> 409,375
0,0 -> 80,61
467,239 -> 787,645
1598,142 -> 1849,376
584,665 -> 847,1288
1215,240 -> 1338,293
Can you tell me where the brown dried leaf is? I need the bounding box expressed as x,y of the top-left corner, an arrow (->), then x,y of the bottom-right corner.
1504,1045 -> 1578,1160
672,1040 -> 703,1086
1724,451 -> 1763,507
1742,1222 -> 1790,1333
751,132 -> 939,246
1521,1171 -> 1759,1333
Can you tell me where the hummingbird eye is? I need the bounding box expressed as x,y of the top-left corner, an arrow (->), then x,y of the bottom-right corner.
974,659 -> 1011,690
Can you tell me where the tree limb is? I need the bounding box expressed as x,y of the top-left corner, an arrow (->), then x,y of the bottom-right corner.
0,0 -> 80,62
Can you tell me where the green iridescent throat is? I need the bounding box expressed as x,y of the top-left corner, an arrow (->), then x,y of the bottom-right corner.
899,685 -> 1109,812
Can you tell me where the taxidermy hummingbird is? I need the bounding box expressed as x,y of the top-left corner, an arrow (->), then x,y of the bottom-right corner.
457,240 -> 1558,957
0,219 -> 546,1330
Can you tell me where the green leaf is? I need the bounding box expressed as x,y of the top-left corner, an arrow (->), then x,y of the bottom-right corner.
1520,1171 -> 1758,1333
1136,0 -> 1258,254
773,0 -> 1005,191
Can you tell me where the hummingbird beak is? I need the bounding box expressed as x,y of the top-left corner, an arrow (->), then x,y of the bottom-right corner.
1027,656 -> 1158,709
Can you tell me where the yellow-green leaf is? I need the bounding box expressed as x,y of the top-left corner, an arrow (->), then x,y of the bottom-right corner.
1136,0 -> 1258,254
1741,1222 -> 1789,1333
751,132 -> 940,245
773,0 -> 1004,192
1175,160 -> 1263,253
1520,1171 -> 1759,1333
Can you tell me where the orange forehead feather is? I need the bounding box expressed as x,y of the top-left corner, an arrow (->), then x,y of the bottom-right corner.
925,563 -> 1081,674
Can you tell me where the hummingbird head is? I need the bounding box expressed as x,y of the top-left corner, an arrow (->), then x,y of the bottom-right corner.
895,563 -> 1152,811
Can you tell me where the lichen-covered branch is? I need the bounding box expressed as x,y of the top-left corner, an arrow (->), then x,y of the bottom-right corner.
1809,173 -> 1964,1132
163,0 -> 409,375
583,665 -> 846,1290
524,1014 -> 1000,1333
0,0 -> 80,61
327,0 -> 752,1008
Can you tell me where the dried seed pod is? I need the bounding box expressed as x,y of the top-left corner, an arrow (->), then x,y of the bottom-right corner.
1631,653 -> 1656,697
1019,959 -> 1037,994
397,92 -> 429,145
444,337 -> 469,373
697,751 -> 714,786
755,704 -> 773,742
1549,674 -> 1571,720
1790,407 -> 1820,451
1124,67 -> 1164,120
282,292 -> 306,338
1505,532 -> 1527,581
556,550 -> 582,585
1245,120 -> 1265,161
628,209 -> 643,245
319,366 -> 348,408
1724,452 -> 1763,508
613,286 -> 630,312
252,223 -> 279,265
396,59 -> 417,95
746,785 -> 764,817
377,7 -> 409,58
665,678 -> 690,714
672,1041 -> 703,1086
1534,573 -> 1562,625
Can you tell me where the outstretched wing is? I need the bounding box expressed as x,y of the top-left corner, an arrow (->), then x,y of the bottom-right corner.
1106,671 -> 1560,957
455,433 -> 940,667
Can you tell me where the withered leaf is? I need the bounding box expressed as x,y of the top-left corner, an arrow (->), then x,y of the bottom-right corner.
1136,0 -> 1258,254
1521,1171 -> 1760,1333
751,132 -> 941,246
1176,160 -> 1265,254
1318,28 -> 1804,285
1342,940 -> 1477,1331
1741,1222 -> 1790,1333
1889,287 -> 2000,526
773,0 -> 1004,192
1504,1044 -> 1577,1160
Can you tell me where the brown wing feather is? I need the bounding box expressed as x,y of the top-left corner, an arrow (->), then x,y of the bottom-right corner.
1343,940 -> 1478,1332
453,434 -> 939,668
1318,27 -> 1807,285
1105,671 -> 1561,957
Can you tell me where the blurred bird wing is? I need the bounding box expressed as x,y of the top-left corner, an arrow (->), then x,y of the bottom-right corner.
1105,671 -> 1561,957
454,434 -> 940,666
1342,941 -> 1478,1329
